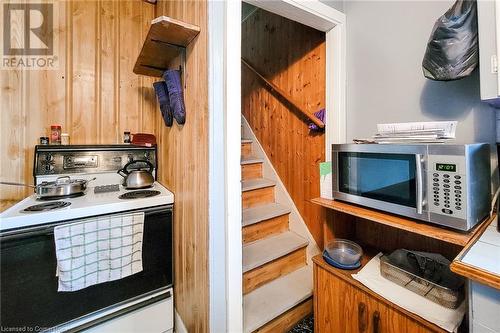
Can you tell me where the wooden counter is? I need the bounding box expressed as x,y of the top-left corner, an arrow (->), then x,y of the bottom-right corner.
451,217 -> 500,290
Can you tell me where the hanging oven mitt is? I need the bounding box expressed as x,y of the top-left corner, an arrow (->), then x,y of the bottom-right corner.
153,81 -> 173,127
163,69 -> 186,125
308,108 -> 326,131
422,0 -> 478,81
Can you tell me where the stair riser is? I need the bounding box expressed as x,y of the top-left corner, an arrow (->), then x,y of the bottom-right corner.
242,142 -> 253,159
252,298 -> 313,333
242,186 -> 275,209
242,163 -> 263,181
243,247 -> 306,295
243,214 -> 289,244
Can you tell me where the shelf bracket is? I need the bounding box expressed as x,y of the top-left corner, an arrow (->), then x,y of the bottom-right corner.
149,39 -> 186,88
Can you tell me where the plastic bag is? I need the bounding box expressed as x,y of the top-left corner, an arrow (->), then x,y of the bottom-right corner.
422,0 -> 478,81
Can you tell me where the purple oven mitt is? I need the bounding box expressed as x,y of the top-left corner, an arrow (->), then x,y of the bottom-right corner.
308,108 -> 325,131
163,69 -> 186,125
153,81 -> 173,127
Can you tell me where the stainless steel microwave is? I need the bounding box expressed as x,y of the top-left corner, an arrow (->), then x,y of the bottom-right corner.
332,143 -> 491,231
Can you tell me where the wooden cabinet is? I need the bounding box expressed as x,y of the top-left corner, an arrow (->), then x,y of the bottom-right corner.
313,255 -> 446,333
311,198 -> 493,333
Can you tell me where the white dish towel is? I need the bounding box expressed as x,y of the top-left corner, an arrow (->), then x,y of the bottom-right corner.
352,253 -> 466,333
54,212 -> 145,292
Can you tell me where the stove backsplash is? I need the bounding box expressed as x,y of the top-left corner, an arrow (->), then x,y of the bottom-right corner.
34,144 -> 157,182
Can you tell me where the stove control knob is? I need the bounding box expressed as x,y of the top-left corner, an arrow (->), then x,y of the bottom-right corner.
127,154 -> 134,163
44,164 -> 54,172
144,152 -> 150,160
45,154 -> 54,162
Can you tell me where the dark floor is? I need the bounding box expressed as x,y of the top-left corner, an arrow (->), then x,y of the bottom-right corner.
288,315 -> 313,333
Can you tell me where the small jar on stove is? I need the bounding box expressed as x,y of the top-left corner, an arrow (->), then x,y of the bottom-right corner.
61,133 -> 70,145
50,125 -> 62,145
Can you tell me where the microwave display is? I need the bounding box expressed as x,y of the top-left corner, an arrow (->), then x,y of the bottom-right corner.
436,163 -> 457,172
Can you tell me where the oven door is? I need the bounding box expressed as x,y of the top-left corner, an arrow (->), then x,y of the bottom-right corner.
332,144 -> 427,220
0,205 -> 172,331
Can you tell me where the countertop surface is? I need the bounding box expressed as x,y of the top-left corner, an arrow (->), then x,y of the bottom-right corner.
451,217 -> 500,290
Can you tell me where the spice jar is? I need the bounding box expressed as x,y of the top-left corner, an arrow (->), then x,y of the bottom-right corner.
50,125 -> 62,144
124,131 -> 131,143
61,133 -> 70,145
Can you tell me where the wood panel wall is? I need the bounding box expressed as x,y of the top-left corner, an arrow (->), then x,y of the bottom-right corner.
155,1 -> 209,332
0,0 -> 158,200
242,9 -> 326,247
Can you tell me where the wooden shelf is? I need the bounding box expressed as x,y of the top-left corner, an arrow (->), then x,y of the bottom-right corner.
312,197 -> 494,246
134,16 -> 200,77
313,253 -> 448,333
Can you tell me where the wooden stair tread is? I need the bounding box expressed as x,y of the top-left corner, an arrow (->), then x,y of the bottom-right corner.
242,203 -> 291,227
243,231 -> 308,273
241,156 -> 263,165
241,178 -> 275,192
243,266 -> 313,333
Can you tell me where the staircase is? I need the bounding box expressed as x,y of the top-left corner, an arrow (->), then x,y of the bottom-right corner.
241,137 -> 314,333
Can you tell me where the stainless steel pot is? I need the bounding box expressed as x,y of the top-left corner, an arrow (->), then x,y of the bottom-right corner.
117,160 -> 155,189
0,176 -> 96,198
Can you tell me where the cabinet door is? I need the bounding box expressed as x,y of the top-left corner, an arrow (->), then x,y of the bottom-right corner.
368,296 -> 433,333
315,265 -> 438,333
315,266 -> 370,333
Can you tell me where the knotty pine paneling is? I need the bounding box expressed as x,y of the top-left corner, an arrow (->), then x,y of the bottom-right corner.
155,1 -> 209,332
0,0 -> 157,201
242,9 -> 326,247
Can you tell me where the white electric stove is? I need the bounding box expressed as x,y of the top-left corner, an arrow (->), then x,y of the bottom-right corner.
0,145 -> 174,333
0,178 -> 174,232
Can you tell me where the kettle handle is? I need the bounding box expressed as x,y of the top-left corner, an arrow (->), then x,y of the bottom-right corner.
117,168 -> 128,177
118,159 -> 154,177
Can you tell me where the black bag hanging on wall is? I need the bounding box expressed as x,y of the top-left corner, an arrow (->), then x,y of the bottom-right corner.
422,0 -> 478,81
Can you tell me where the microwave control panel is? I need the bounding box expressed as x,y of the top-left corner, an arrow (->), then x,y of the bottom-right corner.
427,155 -> 466,220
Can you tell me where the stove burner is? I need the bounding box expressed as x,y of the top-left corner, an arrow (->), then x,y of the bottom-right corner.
23,201 -> 71,212
36,192 -> 85,201
119,190 -> 161,200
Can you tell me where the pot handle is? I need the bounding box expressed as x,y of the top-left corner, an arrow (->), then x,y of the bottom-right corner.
55,176 -> 71,184
0,181 -> 36,189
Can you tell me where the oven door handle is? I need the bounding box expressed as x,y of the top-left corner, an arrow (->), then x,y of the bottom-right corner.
1,226 -> 54,241
415,154 -> 425,215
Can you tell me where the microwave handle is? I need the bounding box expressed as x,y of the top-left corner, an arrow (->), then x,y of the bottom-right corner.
415,154 -> 424,215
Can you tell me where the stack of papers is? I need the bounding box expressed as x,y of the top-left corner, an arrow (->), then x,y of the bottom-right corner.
372,121 -> 457,144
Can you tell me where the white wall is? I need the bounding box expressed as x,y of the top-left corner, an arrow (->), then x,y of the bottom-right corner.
343,0 -> 496,147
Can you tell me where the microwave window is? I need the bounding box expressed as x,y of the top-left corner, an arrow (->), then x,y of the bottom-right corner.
338,152 -> 416,208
